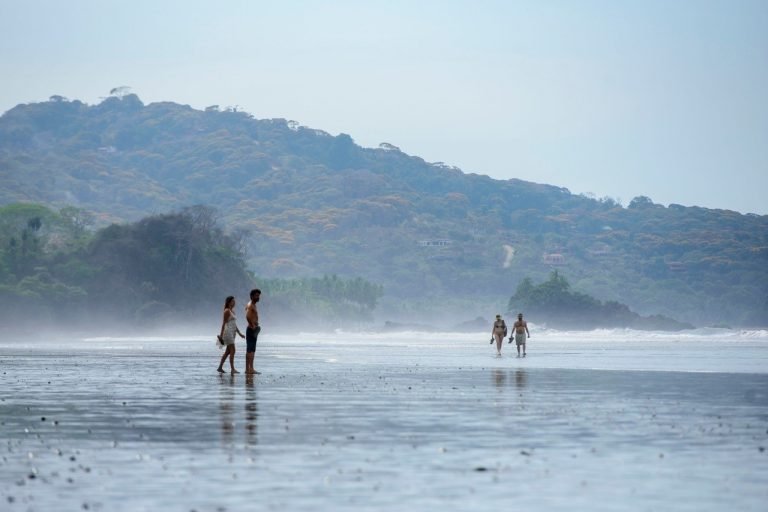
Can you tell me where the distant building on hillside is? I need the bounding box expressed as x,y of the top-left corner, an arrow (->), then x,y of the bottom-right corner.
542,253 -> 566,265
587,243 -> 612,256
418,239 -> 452,247
667,261 -> 687,272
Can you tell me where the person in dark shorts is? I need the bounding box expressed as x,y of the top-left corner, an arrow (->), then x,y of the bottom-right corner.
244,288 -> 261,375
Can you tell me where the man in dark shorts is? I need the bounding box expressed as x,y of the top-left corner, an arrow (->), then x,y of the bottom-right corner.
244,288 -> 261,375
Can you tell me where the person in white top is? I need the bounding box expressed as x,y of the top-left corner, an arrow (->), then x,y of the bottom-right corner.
217,296 -> 244,373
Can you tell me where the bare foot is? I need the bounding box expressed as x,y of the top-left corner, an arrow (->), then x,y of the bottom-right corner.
231,369 -> 240,374
217,368 -> 225,373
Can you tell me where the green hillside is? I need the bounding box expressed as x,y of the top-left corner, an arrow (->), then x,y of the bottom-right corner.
1,94 -> 766,327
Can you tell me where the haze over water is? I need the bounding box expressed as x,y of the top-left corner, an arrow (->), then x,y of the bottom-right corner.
2,329 -> 767,511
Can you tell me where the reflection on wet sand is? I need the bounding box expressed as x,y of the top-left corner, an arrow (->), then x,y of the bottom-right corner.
515,369 -> 528,389
219,373 -> 236,444
492,369 -> 506,388
491,369 -> 528,389
3,338 -> 767,512
245,374 -> 258,446
218,373 -> 259,447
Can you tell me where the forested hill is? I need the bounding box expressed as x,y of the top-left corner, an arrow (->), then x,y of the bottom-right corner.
1,94 -> 766,327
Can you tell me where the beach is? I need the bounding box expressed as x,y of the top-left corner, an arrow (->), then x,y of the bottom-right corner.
1,330 -> 767,511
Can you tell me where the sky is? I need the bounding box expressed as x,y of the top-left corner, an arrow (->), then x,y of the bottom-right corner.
1,0 -> 766,214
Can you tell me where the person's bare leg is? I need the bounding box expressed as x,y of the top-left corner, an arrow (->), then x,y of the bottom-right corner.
495,335 -> 502,355
230,346 -> 239,373
217,346 -> 229,372
245,353 -> 254,374
523,343 -> 526,357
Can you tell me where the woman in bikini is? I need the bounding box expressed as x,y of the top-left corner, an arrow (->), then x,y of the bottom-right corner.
490,314 -> 507,356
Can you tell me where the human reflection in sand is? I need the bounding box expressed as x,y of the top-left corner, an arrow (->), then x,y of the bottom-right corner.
219,373 -> 236,445
492,369 -> 528,389
492,368 -> 507,389
245,373 -> 258,446
514,369 -> 528,389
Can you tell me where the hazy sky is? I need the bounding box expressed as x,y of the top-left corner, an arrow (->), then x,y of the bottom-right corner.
1,0 -> 766,214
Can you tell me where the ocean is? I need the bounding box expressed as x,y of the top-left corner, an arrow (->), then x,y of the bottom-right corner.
1,328 -> 767,511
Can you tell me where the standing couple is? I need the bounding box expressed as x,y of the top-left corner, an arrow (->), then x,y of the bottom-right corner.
217,288 -> 262,374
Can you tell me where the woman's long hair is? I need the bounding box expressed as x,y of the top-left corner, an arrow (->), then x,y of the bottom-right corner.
224,296 -> 235,309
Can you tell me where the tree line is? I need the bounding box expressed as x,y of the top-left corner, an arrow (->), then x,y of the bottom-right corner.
0,203 -> 384,332
507,271 -> 694,330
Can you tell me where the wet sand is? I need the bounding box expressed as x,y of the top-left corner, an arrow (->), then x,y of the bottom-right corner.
1,334 -> 767,511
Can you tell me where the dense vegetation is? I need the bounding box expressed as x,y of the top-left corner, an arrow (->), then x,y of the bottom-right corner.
508,271 -> 694,330
259,275 -> 383,327
1,93 -> 766,327
0,203 -> 383,331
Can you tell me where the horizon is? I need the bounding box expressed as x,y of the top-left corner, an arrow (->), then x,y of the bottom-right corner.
0,1 -> 766,215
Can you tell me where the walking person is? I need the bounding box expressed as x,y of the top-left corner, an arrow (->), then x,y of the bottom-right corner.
509,313 -> 531,357
244,288 -> 261,375
217,296 -> 244,373
490,314 -> 507,356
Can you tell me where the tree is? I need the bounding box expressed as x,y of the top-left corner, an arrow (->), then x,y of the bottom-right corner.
507,271 -> 691,330
59,206 -> 94,235
628,196 -> 656,209
109,86 -> 132,98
